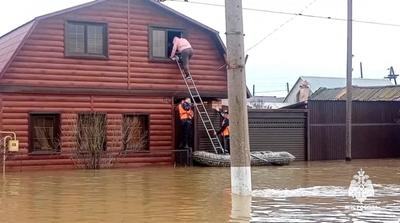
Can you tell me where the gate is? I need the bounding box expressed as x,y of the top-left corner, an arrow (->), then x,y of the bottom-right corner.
248,109 -> 308,161
196,108 -> 308,161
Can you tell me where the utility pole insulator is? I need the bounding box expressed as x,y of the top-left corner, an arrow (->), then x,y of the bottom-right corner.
385,66 -> 398,85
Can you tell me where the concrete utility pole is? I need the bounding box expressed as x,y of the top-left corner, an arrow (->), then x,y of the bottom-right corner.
225,0 -> 252,195
345,0 -> 353,161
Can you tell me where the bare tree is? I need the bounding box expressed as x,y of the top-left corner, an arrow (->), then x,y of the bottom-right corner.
122,116 -> 148,152
71,113 -> 122,169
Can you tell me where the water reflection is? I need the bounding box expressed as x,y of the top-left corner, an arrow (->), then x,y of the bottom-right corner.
0,159 -> 398,222
231,194 -> 251,223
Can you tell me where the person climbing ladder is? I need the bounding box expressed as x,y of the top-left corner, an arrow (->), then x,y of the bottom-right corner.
170,36 -> 193,78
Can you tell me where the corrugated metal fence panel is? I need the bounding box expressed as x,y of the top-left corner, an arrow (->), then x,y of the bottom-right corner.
309,101 -> 346,160
197,108 -> 308,160
309,100 -> 400,160
248,109 -> 307,161
310,126 -> 346,160
352,101 -> 400,159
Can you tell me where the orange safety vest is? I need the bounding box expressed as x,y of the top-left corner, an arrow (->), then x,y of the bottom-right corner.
178,103 -> 193,120
222,119 -> 230,137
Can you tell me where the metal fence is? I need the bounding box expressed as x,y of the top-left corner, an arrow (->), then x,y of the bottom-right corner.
308,100 -> 400,160
196,108 -> 308,161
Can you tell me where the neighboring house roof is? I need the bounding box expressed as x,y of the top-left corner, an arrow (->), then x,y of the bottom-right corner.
248,96 -> 285,103
299,76 -> 393,92
284,75 -> 393,102
247,96 -> 287,109
311,85 -> 400,101
0,0 -> 226,76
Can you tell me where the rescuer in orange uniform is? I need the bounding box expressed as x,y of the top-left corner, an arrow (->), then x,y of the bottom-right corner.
216,109 -> 230,153
178,98 -> 194,149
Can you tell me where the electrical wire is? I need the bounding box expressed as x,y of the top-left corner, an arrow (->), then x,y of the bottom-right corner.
164,0 -> 400,54
164,0 -> 400,28
246,0 -> 319,52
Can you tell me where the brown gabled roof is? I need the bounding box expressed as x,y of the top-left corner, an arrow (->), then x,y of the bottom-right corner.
0,0 -> 106,76
0,21 -> 36,76
0,0 -> 226,76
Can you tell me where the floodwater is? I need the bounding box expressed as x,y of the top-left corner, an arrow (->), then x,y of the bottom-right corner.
0,159 -> 399,223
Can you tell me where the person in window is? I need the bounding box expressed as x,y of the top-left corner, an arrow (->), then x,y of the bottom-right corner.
177,98 -> 194,149
170,36 -> 194,78
216,109 -> 230,153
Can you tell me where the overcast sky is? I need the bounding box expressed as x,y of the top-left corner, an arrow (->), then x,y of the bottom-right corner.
1,0 -> 400,96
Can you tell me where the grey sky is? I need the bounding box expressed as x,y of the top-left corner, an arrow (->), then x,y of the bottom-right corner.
1,0 -> 400,96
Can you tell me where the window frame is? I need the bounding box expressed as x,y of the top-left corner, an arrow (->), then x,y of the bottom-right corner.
64,20 -> 109,59
122,113 -> 150,152
28,112 -> 61,154
148,25 -> 184,61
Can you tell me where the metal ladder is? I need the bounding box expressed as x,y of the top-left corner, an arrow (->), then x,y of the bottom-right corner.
174,58 -> 225,154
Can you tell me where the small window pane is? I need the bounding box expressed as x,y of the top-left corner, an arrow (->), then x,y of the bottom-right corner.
152,29 -> 166,58
66,23 -> 85,54
87,25 -> 104,55
30,114 -> 60,152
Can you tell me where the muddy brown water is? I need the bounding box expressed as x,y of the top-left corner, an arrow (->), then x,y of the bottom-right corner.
0,159 -> 399,223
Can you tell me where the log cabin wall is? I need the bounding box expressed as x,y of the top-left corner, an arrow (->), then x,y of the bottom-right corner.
1,0 -> 227,97
1,93 -> 174,169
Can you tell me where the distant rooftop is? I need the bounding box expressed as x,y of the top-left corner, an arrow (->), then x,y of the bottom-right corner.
300,76 -> 393,92
311,85 -> 400,101
248,96 -> 285,103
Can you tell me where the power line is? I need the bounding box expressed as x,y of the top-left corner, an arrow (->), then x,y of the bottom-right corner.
165,0 -> 400,53
246,0 -> 319,52
165,0 -> 400,28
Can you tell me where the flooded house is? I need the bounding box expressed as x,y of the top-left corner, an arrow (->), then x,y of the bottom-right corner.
0,0 -> 227,169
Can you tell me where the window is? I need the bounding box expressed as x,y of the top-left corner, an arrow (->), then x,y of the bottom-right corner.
149,27 -> 183,59
122,115 -> 149,152
65,21 -> 108,58
29,114 -> 60,152
77,113 -> 107,151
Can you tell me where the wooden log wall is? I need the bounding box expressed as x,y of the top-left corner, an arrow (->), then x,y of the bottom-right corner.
1,0 -> 227,96
1,93 -> 174,168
